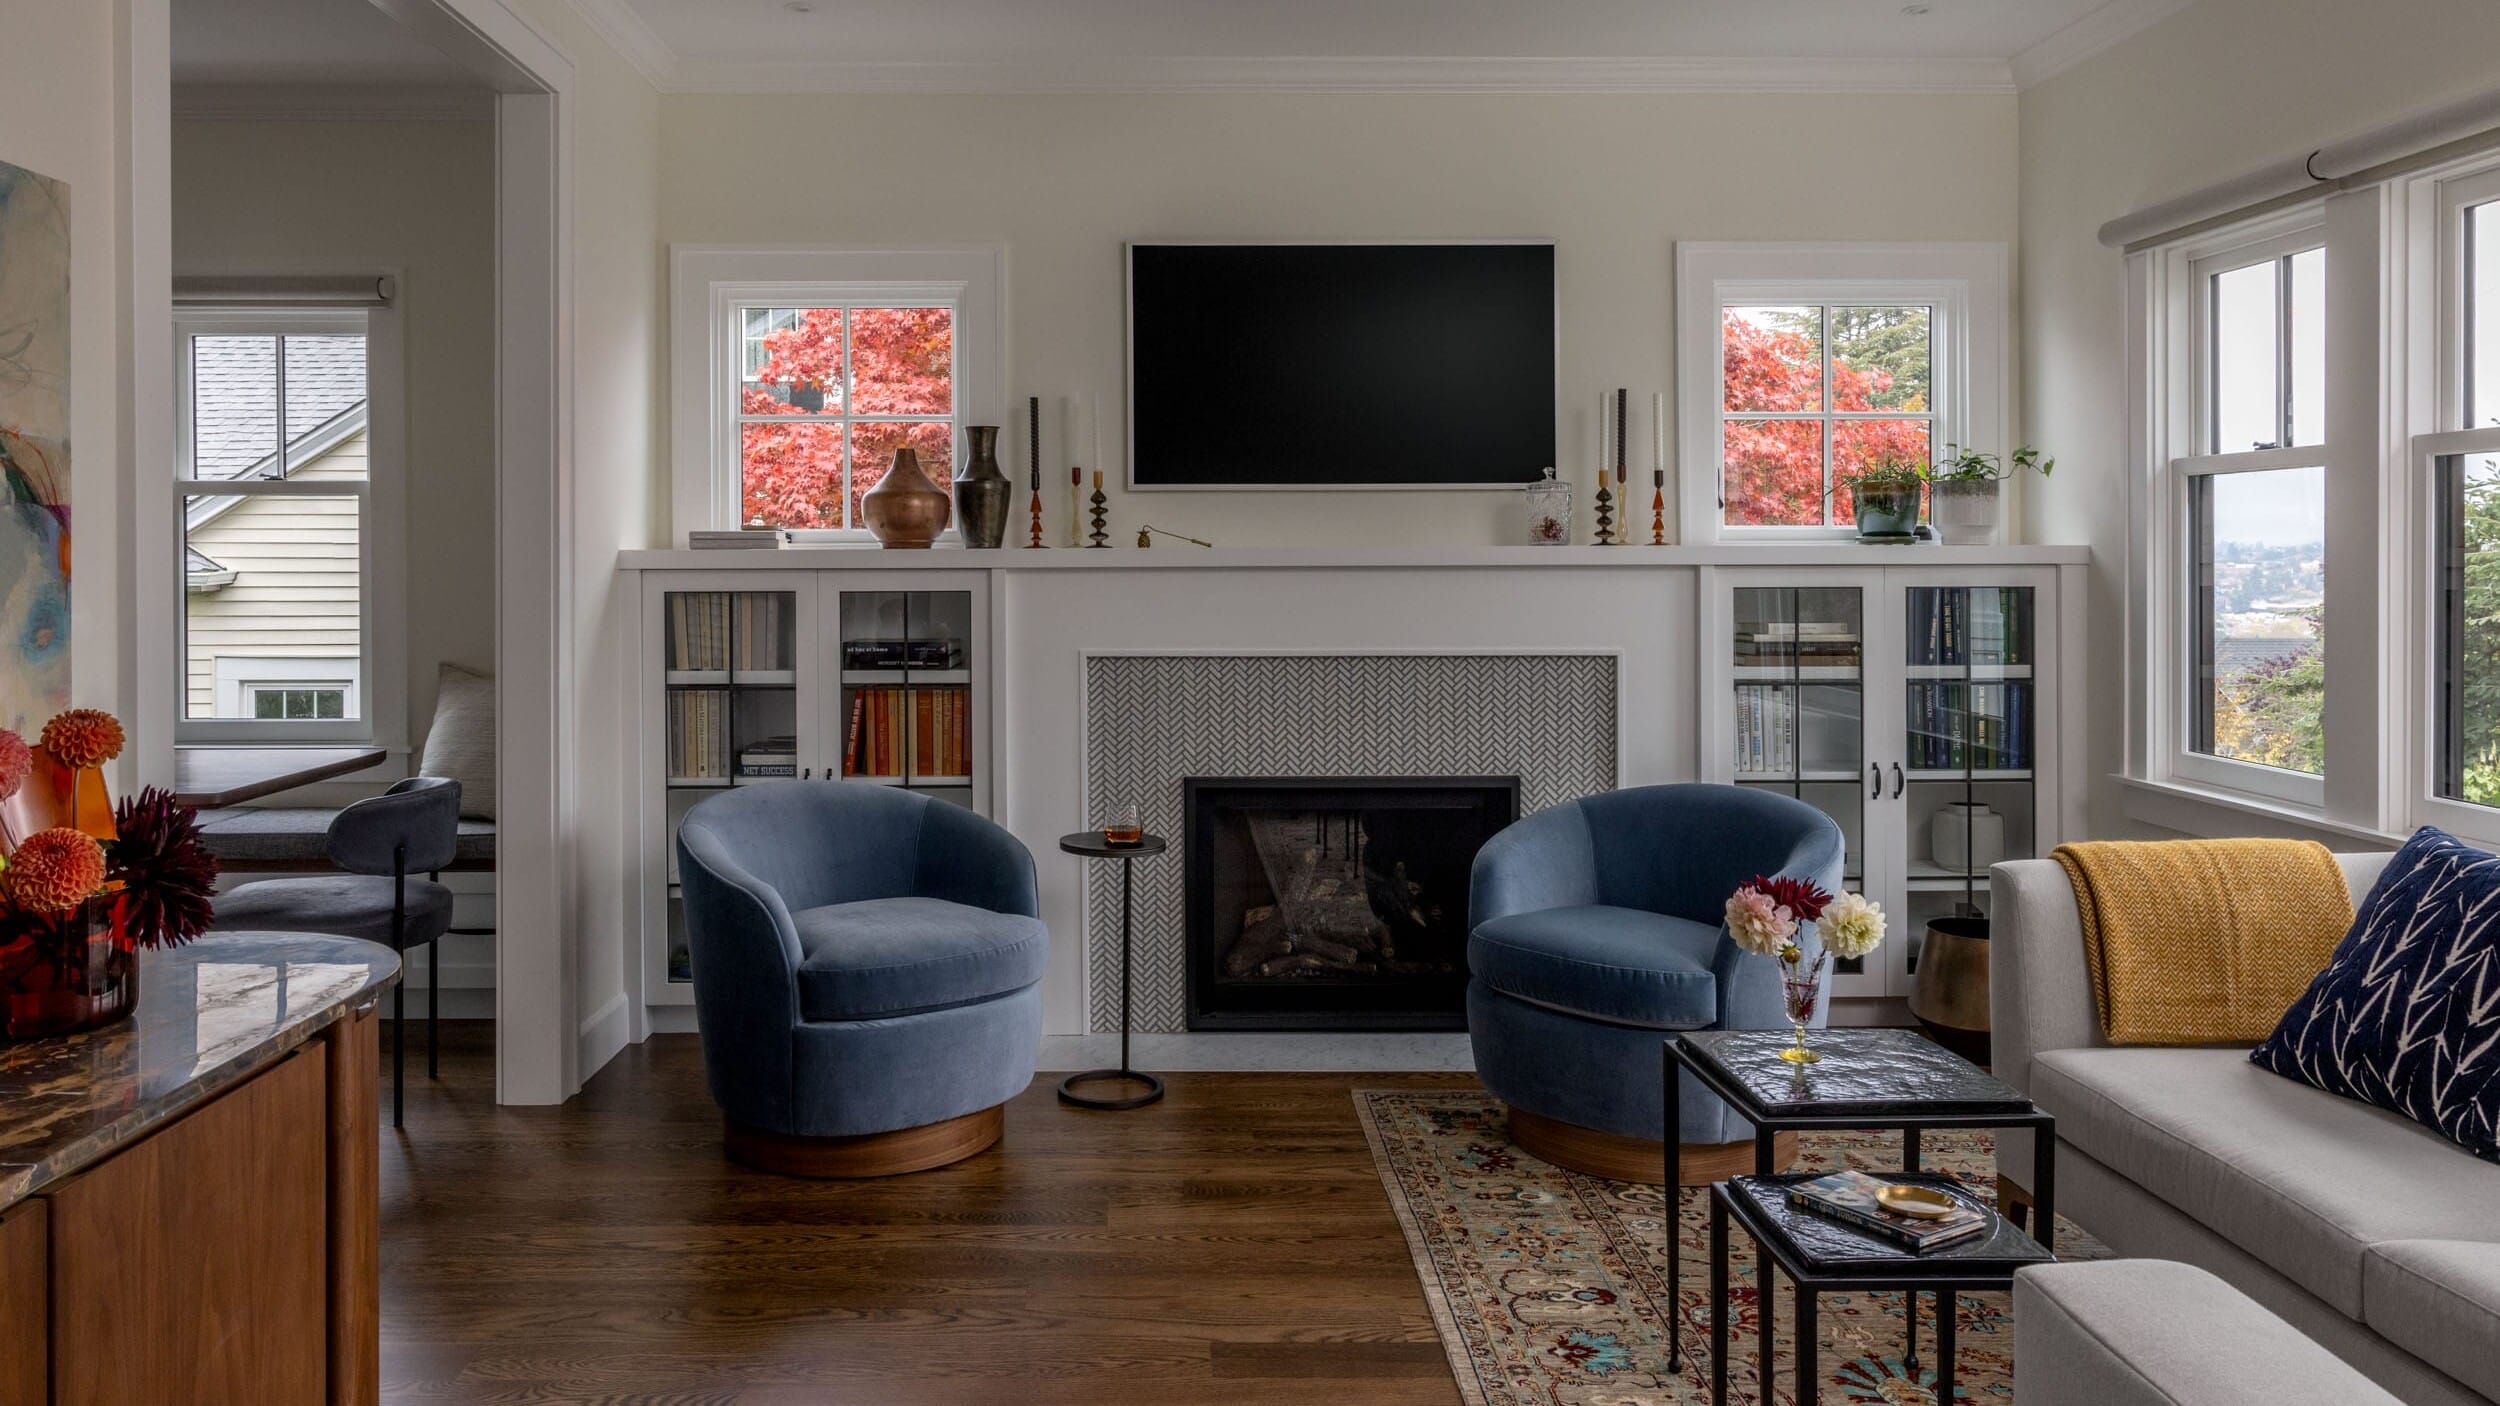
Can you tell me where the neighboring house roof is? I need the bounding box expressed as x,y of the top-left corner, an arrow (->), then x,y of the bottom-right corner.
185,334 -> 369,592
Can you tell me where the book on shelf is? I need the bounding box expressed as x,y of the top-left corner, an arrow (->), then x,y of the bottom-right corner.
667,591 -> 792,672
665,687 -> 731,780
738,736 -> 798,779
1909,588 -> 2030,668
1784,1171 -> 1992,1254
1906,680 -> 2032,770
844,686 -> 972,780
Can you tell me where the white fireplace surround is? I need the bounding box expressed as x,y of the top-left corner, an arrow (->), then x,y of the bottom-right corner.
1081,652 -> 1619,1033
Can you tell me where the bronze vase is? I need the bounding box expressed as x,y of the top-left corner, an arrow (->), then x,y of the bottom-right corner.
861,445 -> 951,548
1907,916 -> 1991,1063
953,425 -> 1012,549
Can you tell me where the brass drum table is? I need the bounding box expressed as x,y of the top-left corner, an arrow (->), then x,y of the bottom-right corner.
1662,1028 -> 2055,1376
1056,831 -> 1168,1110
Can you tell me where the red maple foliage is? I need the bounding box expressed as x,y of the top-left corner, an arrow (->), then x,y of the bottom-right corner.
741,307 -> 956,529
1721,312 -> 1931,527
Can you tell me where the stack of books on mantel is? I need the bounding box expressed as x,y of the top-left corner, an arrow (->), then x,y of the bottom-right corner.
1736,621 -> 1861,668
689,529 -> 790,550
1785,1171 -> 1991,1253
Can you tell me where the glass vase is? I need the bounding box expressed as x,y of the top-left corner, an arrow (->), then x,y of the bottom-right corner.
0,892 -> 137,1041
1778,948 -> 1829,1065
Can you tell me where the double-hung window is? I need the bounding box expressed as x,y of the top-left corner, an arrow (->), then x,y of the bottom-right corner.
174,310 -> 376,742
1676,244 -> 2007,541
2173,230 -> 2330,803
671,249 -> 1004,540
2425,168 -> 2500,819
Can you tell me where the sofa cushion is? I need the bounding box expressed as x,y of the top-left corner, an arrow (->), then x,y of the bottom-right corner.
2013,1260 -> 2406,1406
789,896 -> 1047,1023
2252,825 -> 2500,1164
2362,1241 -> 2500,1402
1467,905 -> 1721,1029
2030,1047 -> 2500,1317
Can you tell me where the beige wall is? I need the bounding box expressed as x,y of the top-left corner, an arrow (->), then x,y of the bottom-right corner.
658,90 -> 2021,546
2017,0 -> 2500,839
172,117 -> 496,754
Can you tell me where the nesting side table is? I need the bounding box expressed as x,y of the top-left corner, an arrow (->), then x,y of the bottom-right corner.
1056,831 -> 1168,1110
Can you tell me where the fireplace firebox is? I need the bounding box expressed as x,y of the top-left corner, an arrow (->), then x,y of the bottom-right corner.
1182,777 -> 1519,1031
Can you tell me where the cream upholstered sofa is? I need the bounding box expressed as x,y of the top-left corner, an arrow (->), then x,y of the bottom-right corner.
1991,853 -> 2500,1406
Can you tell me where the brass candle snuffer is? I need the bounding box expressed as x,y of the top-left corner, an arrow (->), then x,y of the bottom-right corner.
1135,525 -> 1213,548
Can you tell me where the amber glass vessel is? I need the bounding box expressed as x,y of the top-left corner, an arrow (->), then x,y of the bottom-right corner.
0,892 -> 137,1040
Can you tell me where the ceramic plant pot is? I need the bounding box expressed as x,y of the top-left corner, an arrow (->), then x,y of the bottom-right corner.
862,446 -> 951,548
1929,479 -> 2003,545
1851,482 -> 1923,542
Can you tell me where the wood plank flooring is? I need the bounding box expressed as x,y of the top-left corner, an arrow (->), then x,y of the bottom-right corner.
381,1024 -> 1471,1404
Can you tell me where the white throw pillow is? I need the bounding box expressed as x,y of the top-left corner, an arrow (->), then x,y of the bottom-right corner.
418,662 -> 495,820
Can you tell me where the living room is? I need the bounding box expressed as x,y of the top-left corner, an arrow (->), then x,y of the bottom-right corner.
0,0 -> 2495,1402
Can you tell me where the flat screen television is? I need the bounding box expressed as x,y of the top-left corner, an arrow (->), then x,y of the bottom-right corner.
1126,242 -> 1556,489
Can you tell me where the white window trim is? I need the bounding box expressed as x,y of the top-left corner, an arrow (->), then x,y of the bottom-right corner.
670,246 -> 1006,543
170,300 -> 406,748
1674,242 -> 2007,544
216,656 -> 364,720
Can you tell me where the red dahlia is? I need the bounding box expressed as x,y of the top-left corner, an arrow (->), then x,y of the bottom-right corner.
1744,874 -> 1833,923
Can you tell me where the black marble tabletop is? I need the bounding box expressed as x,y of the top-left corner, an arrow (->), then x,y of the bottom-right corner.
0,932 -> 399,1209
1678,1028 -> 2033,1117
1729,1173 -> 2054,1277
1058,831 -> 1169,858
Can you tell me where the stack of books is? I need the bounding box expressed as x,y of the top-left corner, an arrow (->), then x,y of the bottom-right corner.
1785,1170 -> 1992,1254
738,736 -> 798,780
1736,620 -> 1860,669
665,688 -> 730,781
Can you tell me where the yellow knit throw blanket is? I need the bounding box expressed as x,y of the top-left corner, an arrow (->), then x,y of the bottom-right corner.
2050,838 -> 2354,1045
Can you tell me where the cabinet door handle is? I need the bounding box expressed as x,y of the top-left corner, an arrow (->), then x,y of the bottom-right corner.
1869,762 -> 1881,799
1890,762 -> 1906,799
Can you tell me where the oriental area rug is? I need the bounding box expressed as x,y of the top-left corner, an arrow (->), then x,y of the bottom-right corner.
1355,1090 -> 2108,1406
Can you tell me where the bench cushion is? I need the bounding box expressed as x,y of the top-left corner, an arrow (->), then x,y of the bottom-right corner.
789,896 -> 1047,1023
1467,905 -> 1721,1029
2014,1260 -> 2404,1406
2030,1047 -> 2500,1318
199,806 -> 495,870
2363,1241 -> 2500,1402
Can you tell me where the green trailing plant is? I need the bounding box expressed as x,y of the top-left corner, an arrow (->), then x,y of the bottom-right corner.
1931,444 -> 2055,483
1851,451 -> 1929,492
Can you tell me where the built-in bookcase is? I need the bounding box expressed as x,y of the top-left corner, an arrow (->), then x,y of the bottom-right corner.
1704,566 -> 2062,1001
638,570 -> 989,1006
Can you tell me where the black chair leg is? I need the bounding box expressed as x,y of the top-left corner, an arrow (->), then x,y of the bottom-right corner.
427,939 -> 439,1079
392,977 -> 405,1129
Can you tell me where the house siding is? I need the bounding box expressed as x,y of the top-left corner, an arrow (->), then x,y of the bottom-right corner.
184,431 -> 364,717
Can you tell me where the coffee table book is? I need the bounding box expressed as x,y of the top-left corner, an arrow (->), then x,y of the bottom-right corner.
1786,1170 -> 1989,1253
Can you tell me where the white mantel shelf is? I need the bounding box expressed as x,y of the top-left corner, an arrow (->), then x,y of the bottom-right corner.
617,543 -> 2090,571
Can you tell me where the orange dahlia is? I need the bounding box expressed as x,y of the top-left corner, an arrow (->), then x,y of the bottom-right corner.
5,827 -> 106,913
0,728 -> 27,802
39,709 -> 124,770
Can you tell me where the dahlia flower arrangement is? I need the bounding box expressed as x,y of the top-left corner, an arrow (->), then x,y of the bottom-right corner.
1724,874 -> 1887,965
0,709 -> 217,951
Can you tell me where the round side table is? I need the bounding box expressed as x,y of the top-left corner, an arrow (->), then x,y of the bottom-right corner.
1057,830 -> 1168,1110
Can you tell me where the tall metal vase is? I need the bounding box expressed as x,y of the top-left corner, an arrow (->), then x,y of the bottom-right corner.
954,425 -> 1012,549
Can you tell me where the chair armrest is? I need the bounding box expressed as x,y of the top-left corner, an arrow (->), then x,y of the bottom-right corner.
912,802 -> 1040,918
1989,857 -> 2103,1096
1469,803 -> 1602,928
675,824 -> 805,1130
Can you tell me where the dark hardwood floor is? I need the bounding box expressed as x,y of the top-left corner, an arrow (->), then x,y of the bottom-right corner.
381,1023 -> 1471,1404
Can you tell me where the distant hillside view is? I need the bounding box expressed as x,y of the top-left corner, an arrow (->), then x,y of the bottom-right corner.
2210,538 -> 2325,774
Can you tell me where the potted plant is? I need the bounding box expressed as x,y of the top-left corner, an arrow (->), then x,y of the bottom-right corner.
1847,452 -> 1927,543
1928,444 -> 2054,545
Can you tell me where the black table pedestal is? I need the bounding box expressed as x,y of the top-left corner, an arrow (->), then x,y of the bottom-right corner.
1057,831 -> 1167,1111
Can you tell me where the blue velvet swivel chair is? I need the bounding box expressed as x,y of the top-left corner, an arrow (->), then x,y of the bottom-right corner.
675,782 -> 1047,1177
1466,784 -> 1845,1182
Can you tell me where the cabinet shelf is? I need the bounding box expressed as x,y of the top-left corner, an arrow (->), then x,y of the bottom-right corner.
666,777 -> 734,790
841,669 -> 971,686
1732,666 -> 1862,683
665,669 -> 799,687
1735,770 -> 1862,784
1903,664 -> 2031,681
1907,768 -> 2033,782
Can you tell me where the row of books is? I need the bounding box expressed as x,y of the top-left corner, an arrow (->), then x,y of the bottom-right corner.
738,736 -> 798,779
665,689 -> 733,780
1909,588 -> 2030,668
845,686 -> 972,779
1734,620 -> 1861,669
1732,685 -> 1845,774
666,591 -> 793,673
1786,1170 -> 1991,1254
1907,682 -> 2033,770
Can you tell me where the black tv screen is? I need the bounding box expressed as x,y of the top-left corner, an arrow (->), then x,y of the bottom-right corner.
1127,243 -> 1556,488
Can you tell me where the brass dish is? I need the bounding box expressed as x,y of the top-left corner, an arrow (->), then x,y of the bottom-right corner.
1875,1184 -> 1960,1220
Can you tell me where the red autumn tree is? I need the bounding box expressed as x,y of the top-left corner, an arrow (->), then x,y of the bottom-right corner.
741,307 -> 956,529
1721,311 -> 1932,527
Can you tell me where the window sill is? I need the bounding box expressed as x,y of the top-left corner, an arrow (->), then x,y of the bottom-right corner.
2116,775 -> 2404,850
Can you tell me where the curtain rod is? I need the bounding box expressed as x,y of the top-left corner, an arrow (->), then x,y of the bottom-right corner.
172,274 -> 395,307
2099,85 -> 2500,250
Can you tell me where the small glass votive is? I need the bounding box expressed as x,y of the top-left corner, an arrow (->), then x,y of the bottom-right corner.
1102,802 -> 1143,846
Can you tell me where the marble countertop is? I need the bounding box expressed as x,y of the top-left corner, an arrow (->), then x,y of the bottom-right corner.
0,932 -> 399,1209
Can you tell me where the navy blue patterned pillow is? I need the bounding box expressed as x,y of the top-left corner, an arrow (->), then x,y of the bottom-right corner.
2251,827 -> 2500,1162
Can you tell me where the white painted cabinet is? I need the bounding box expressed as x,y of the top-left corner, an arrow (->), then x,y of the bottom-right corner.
1701,565 -> 2064,1000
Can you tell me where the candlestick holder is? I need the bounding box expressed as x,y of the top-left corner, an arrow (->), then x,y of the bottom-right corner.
1068,467 -> 1083,548
1651,470 -> 1666,546
1592,481 -> 1616,546
1029,490 -> 1047,547
1087,483 -> 1110,547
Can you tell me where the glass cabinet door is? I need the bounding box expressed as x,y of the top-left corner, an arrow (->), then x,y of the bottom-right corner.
1899,584 -> 2039,978
1729,584 -> 1872,976
661,588 -> 803,984
836,590 -> 976,807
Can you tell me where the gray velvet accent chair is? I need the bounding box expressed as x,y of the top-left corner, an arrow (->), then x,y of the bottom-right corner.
1466,783 -> 1846,1182
674,781 -> 1046,1177
211,775 -> 461,1128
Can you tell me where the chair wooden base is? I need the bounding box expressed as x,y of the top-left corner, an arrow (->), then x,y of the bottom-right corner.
1507,1107 -> 1798,1184
725,1105 -> 1004,1179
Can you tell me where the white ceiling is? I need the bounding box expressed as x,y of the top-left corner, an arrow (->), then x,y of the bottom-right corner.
572,0 -> 2198,92
171,0 -> 482,87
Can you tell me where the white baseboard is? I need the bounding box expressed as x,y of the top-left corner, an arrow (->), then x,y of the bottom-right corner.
577,991 -> 632,1080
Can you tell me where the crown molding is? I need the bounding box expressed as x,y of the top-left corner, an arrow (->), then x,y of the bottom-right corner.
2008,0 -> 2198,89
171,83 -> 496,121
651,54 -> 2017,96
560,0 -> 681,88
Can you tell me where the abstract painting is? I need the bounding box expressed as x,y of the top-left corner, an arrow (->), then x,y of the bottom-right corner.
0,157 -> 71,735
